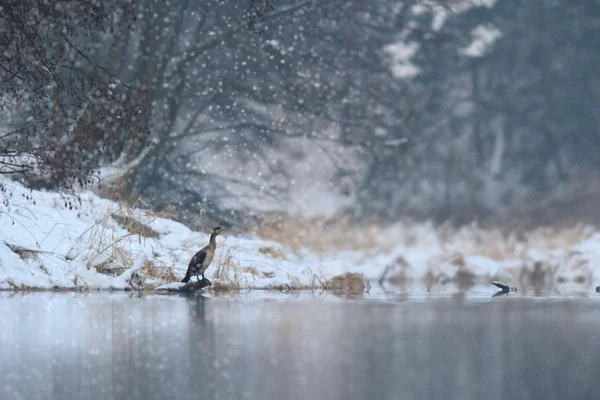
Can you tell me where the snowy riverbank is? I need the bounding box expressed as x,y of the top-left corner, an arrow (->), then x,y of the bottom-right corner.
1,179 -> 599,291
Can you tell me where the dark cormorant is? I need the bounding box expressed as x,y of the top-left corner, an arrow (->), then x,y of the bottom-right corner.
181,226 -> 225,283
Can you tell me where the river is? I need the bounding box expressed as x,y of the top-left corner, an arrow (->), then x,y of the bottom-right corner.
0,290 -> 599,399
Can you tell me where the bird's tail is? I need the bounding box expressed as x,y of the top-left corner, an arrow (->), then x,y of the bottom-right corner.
181,272 -> 191,283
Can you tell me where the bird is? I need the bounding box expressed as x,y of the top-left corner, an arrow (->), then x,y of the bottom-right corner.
181,226 -> 225,283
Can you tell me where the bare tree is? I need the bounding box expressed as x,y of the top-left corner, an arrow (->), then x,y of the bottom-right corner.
0,0 -> 148,192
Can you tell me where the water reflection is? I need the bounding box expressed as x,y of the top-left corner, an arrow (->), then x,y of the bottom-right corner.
0,292 -> 599,399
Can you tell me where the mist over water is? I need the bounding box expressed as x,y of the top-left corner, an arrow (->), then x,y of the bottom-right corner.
1,293 -> 599,400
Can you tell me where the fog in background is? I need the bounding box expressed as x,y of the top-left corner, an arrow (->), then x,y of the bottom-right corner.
2,0 -> 598,231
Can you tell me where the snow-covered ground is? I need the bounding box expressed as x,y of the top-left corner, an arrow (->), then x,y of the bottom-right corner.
0,179 -> 599,292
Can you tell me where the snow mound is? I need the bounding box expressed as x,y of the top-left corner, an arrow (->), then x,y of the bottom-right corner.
1,179 -> 600,291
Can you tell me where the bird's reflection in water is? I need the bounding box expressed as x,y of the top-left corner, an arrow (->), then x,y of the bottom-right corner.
185,294 -> 217,400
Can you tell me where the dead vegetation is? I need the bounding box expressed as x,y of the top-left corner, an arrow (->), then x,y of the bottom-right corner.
455,266 -> 477,290
111,214 -> 159,238
379,256 -> 411,285
94,261 -> 128,276
517,261 -> 556,288
5,279 -> 46,291
5,243 -> 39,261
258,246 -> 285,259
141,259 -> 178,282
146,211 -> 175,219
242,266 -> 260,277
210,281 -> 241,293
253,214 -> 594,264
260,272 -> 368,295
328,273 -> 367,295
92,246 -> 133,276
110,198 -> 161,240
66,196 -> 163,272
426,253 -> 478,290
253,215 -> 382,253
446,223 -> 594,260
213,249 -> 241,282
210,249 -> 270,289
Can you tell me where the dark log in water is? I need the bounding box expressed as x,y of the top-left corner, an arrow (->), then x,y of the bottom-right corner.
179,278 -> 212,291
491,281 -> 510,291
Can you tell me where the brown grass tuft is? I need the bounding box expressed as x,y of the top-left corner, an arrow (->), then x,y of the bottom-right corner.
94,261 -> 127,276
93,247 -> 132,276
328,272 -> 366,295
213,249 -> 242,283
242,266 -> 260,277
141,259 -> 178,282
447,253 -> 466,268
455,266 -> 476,290
389,257 -> 411,284
146,211 -> 175,219
111,214 -> 159,238
379,256 -> 412,284
258,246 -> 285,259
518,261 -> 556,288
253,215 -> 383,253
209,281 -> 240,293
5,243 -> 39,261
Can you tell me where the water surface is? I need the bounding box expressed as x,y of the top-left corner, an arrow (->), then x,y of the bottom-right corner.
1,291 -> 599,400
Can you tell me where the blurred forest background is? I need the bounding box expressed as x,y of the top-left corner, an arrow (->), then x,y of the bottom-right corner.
1,0 -> 599,231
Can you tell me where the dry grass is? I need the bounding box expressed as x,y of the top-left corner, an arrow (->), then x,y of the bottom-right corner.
113,247 -> 134,266
242,266 -> 260,277
94,262 -> 127,276
210,281 -> 241,293
92,246 -> 133,276
67,196 -> 163,271
141,259 -> 178,283
258,246 -> 285,259
381,256 -> 411,285
5,243 -> 39,261
253,215 -> 382,253
303,272 -> 368,295
423,252 -> 478,289
253,215 -> 595,262
455,266 -> 476,290
146,211 -> 175,219
4,279 -> 47,291
446,223 -> 594,260
328,273 -> 367,295
524,224 -> 594,249
111,197 -> 160,240
111,214 -> 159,238
212,249 -> 242,283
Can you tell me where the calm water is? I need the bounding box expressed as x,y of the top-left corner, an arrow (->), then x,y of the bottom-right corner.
1,291 -> 600,400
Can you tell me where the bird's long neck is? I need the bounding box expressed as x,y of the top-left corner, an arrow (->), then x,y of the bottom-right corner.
209,233 -> 218,247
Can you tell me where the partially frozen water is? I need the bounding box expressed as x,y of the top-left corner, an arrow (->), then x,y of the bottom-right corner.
1,291 -> 600,400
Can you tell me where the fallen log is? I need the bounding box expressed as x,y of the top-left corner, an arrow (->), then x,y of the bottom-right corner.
491,281 -> 517,292
155,278 -> 212,292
